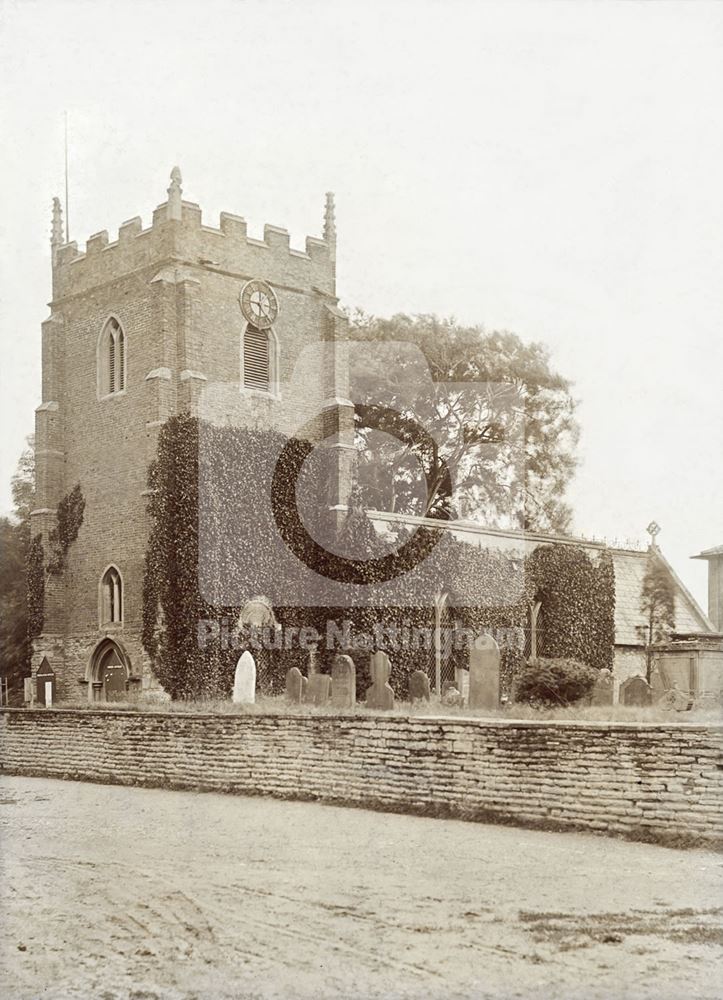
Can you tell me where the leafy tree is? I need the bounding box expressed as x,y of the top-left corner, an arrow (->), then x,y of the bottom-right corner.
348,312 -> 579,532
0,439 -> 35,702
640,548 -> 676,682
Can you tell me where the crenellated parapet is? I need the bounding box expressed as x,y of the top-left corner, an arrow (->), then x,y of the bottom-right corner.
50,169 -> 337,302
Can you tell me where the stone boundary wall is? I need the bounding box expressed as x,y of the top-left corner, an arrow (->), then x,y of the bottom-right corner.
1,709 -> 722,846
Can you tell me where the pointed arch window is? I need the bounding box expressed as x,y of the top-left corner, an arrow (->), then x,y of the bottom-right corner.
101,566 -> 123,625
99,318 -> 126,397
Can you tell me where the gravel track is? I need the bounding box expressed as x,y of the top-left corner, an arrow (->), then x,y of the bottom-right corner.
1,775 -> 721,999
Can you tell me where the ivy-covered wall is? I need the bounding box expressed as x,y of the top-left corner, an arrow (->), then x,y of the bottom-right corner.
45,484 -> 86,576
26,485 -> 86,643
26,534 -> 45,640
142,415 -> 615,700
527,544 -> 616,673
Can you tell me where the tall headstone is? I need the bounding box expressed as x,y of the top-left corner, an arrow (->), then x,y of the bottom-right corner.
285,666 -> 303,704
468,634 -> 500,710
308,643 -> 320,677
232,651 -> 256,704
366,650 -> 395,710
369,650 -> 391,687
456,669 -> 470,704
619,676 -> 653,707
331,654 -> 356,709
305,673 -> 331,706
590,668 -> 614,706
409,670 -> 430,703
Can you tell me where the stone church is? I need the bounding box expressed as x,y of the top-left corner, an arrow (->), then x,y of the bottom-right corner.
31,170 -> 722,704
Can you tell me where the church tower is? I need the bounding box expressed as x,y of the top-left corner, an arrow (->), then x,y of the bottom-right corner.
31,171 -> 353,703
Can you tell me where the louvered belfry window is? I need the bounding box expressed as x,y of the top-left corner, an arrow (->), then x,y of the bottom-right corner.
108,333 -> 116,393
117,329 -> 125,390
243,325 -> 270,391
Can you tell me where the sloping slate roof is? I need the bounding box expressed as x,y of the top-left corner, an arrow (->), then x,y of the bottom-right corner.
611,549 -> 710,645
367,511 -> 714,647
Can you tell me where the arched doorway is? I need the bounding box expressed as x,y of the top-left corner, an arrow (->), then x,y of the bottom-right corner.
89,639 -> 129,703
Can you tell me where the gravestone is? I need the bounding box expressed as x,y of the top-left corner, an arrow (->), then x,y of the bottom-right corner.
367,681 -> 395,710
305,673 -> 331,706
308,644 -> 320,677
366,651 -> 394,710
369,650 -> 391,687
285,666 -> 303,704
590,668 -> 614,706
232,650 -> 256,704
619,675 -> 652,707
468,634 -> 500,710
442,683 -> 463,707
409,670 -> 430,703
456,669 -> 470,704
301,676 -> 308,700
331,655 -> 356,709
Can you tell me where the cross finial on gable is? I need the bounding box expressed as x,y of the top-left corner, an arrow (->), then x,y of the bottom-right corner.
646,520 -> 661,548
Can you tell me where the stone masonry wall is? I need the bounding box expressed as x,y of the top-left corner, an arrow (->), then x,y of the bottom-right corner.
1,710 -> 721,846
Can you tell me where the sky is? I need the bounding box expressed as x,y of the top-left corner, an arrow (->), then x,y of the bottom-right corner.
0,0 -> 721,609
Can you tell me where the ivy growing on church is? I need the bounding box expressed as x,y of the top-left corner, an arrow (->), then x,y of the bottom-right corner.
25,484 -> 87,643
526,544 -> 615,672
27,533 -> 45,639
46,484 -> 86,576
142,415 -> 615,700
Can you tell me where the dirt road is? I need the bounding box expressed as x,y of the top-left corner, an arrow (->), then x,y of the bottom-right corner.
1,775 -> 721,999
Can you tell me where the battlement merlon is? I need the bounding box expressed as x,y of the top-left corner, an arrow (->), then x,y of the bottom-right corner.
49,169 -> 337,302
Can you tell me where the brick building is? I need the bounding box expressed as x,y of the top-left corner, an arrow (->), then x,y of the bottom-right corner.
32,170 -> 352,703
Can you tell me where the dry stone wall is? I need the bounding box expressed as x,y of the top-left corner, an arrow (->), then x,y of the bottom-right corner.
1,709 -> 721,846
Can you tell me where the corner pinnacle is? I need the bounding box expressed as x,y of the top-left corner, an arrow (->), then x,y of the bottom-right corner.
323,191 -> 336,260
51,197 -> 64,251
167,166 -> 183,220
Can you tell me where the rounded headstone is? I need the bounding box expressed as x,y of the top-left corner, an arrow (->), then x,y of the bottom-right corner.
233,650 -> 256,704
